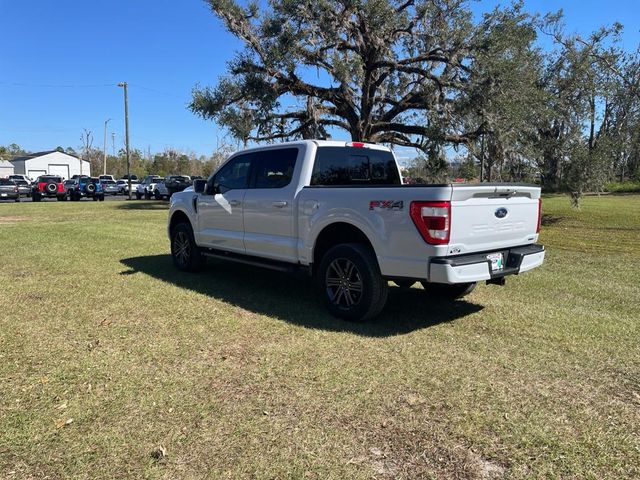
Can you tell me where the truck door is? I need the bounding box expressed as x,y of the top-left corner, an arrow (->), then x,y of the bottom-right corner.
242,148 -> 300,262
196,153 -> 252,253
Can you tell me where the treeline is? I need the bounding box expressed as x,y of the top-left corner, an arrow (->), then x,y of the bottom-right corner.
0,143 -> 233,180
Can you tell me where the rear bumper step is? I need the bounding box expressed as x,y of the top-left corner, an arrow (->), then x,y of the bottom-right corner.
429,244 -> 545,284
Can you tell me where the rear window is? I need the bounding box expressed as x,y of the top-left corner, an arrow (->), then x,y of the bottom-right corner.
0,179 -> 14,185
310,147 -> 401,186
40,176 -> 62,183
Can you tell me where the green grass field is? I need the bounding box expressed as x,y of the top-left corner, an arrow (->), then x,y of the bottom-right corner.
1,195 -> 638,479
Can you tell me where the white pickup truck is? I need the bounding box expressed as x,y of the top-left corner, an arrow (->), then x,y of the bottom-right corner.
168,140 -> 544,321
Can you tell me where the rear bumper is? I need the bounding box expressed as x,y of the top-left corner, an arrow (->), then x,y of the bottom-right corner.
429,244 -> 545,284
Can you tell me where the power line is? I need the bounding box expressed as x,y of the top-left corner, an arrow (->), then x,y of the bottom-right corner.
0,81 -> 116,88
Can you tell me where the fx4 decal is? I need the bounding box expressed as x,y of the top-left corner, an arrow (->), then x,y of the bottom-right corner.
369,200 -> 404,211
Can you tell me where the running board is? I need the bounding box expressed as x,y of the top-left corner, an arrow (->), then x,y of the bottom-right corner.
202,249 -> 309,275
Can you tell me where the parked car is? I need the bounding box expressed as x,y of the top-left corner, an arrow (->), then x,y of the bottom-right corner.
14,180 -> 31,197
32,175 -> 66,202
164,175 -> 192,197
117,179 -> 139,195
0,178 -> 20,202
67,177 -> 105,201
99,175 -> 116,182
168,140 -> 545,321
100,179 -> 119,195
136,175 -> 163,200
8,174 -> 31,186
154,179 -> 170,200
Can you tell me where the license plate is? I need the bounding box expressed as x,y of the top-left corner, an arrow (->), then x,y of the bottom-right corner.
487,252 -> 504,271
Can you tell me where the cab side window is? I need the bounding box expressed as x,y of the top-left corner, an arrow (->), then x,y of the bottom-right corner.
211,154 -> 252,193
252,148 -> 298,189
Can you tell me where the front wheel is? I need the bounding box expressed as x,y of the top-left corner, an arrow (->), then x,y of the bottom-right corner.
420,282 -> 476,299
136,192 -> 142,200
171,223 -> 204,272
98,195 -> 105,201
317,243 -> 388,322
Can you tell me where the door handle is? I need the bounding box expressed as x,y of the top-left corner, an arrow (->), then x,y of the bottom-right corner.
272,201 -> 288,208
229,200 -> 241,207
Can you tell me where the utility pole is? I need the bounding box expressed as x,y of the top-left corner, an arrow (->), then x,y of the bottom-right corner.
480,132 -> 485,183
118,82 -> 132,199
103,118 -> 111,175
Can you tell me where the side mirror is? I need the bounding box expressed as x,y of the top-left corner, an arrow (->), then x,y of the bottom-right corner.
193,179 -> 206,194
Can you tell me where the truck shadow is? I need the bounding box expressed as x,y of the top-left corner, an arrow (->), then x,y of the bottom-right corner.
116,201 -> 169,210
120,255 -> 484,337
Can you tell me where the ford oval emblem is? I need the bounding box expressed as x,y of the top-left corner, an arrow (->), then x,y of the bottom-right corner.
495,207 -> 508,219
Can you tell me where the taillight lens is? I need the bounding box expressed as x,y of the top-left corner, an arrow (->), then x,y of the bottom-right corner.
536,198 -> 542,233
410,201 -> 451,245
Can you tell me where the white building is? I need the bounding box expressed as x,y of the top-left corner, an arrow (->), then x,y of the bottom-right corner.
10,150 -> 90,180
0,160 -> 15,177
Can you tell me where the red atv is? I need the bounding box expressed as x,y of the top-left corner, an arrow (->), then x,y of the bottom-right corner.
32,175 -> 66,202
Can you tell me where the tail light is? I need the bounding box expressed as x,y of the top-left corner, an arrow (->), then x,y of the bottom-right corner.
13,186 -> 18,193
536,198 -> 542,233
410,201 -> 451,245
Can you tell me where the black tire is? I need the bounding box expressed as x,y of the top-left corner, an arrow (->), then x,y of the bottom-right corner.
316,243 -> 388,322
45,183 -> 57,194
420,281 -> 477,299
15,196 -> 20,203
171,222 -> 204,272
136,192 -> 142,200
33,193 -> 41,202
145,191 -> 151,200
56,195 -> 65,201
154,190 -> 161,200
394,279 -> 416,288
99,195 -> 105,202
86,183 -> 96,193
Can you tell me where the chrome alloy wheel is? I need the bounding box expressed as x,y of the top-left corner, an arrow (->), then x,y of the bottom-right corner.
173,231 -> 191,267
325,258 -> 363,308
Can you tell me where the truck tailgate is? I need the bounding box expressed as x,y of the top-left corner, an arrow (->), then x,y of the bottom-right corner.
448,184 -> 540,254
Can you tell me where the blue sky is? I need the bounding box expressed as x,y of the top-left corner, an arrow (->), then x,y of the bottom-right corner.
1,0 -> 638,159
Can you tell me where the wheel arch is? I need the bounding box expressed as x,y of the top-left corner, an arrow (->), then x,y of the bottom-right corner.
312,222 -> 378,274
169,209 -> 193,235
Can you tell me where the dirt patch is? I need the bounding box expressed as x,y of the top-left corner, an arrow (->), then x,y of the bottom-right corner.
0,216 -> 25,224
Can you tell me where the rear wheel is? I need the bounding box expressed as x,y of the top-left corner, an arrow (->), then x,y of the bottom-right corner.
136,192 -> 141,200
420,282 -> 476,299
144,191 -> 151,200
33,193 -> 41,202
317,243 -> 388,322
15,196 -> 20,203
56,195 -> 65,201
171,223 -> 203,272
99,195 -> 105,201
